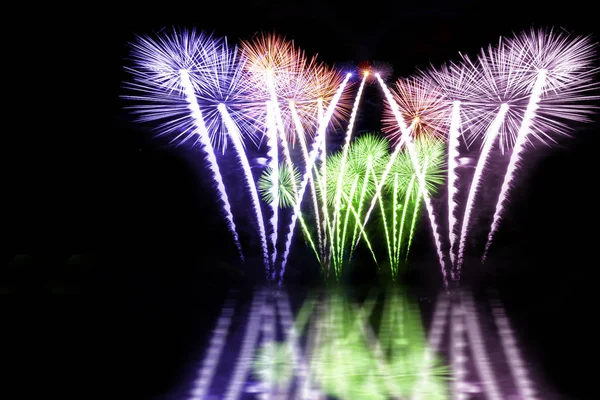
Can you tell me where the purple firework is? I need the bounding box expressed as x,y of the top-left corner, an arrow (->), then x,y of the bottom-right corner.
123,28 -> 245,261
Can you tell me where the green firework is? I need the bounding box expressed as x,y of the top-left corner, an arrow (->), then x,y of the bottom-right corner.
314,133 -> 389,279
380,136 -> 447,280
258,163 -> 301,208
303,288 -> 449,399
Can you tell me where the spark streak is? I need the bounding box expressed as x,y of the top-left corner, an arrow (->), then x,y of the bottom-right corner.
447,101 -> 462,270
374,74 -> 450,289
218,103 -> 268,271
331,72 -> 368,271
180,70 -> 244,261
456,103 -> 509,277
278,73 -> 352,285
265,101 -> 279,278
483,70 -> 547,261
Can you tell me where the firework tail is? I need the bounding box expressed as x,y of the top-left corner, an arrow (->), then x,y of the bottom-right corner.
406,157 -> 428,259
218,104 -> 269,272
331,72 -> 369,273
456,103 -> 509,278
316,97 -> 330,276
278,74 -> 352,285
179,70 -> 244,261
396,175 -> 416,265
349,159 -> 374,256
265,101 -> 279,279
447,100 -> 462,269
483,70 -> 547,262
289,102 -> 323,259
373,74 -> 450,289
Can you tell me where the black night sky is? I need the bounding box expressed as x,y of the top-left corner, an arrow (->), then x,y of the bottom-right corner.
5,1 -> 600,399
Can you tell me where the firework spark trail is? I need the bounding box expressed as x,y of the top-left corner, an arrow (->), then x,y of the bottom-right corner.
289,102 -> 323,258
456,103 -> 509,277
342,192 -> 378,263
404,158 -> 429,263
265,101 -> 279,278
339,176 -> 360,267
447,101 -> 462,270
279,73 -> 352,285
483,70 -> 547,262
406,158 -> 429,262
180,70 -> 244,261
374,74 -> 450,289
396,175 -> 415,265
218,103 -> 269,270
349,159 -> 374,256
392,173 -> 399,270
369,163 -> 394,275
332,72 -> 368,269
316,98 -> 329,273
354,118 -> 416,251
266,71 -> 299,196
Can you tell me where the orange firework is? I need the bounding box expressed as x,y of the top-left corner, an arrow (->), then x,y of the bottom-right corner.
309,63 -> 354,135
381,76 -> 451,145
358,60 -> 394,82
240,32 -> 352,143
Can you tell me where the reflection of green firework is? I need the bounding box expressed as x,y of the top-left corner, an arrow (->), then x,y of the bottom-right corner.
310,290 -> 387,399
304,289 -> 449,399
252,341 -> 294,389
381,136 -> 446,280
379,289 -> 450,399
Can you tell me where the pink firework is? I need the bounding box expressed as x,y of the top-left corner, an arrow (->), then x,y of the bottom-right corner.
422,60 -> 484,275
454,38 -> 534,277
483,28 -> 599,261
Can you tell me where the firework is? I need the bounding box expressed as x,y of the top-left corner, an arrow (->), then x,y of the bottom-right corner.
375,74 -> 450,289
325,133 -> 388,278
123,29 -> 244,261
329,70 -> 370,276
483,28 -> 599,261
123,26 -> 598,287
381,76 -> 450,144
278,73 -> 352,284
258,163 -> 301,209
382,137 -> 446,279
423,60 -> 483,272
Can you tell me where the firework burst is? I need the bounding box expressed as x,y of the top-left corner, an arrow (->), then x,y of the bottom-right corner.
483,28 -> 599,261
382,76 -> 451,144
382,136 -> 447,279
123,28 -> 245,261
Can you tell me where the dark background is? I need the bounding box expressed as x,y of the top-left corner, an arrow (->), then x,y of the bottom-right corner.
5,1 -> 599,399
